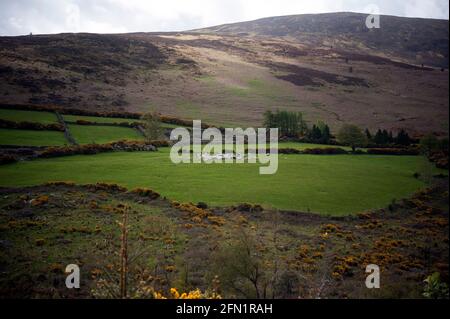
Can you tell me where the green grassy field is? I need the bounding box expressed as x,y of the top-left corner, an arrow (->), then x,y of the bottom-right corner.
0,150 -> 440,215
181,142 -> 353,152
0,109 -> 58,124
68,124 -> 144,144
0,128 -> 68,146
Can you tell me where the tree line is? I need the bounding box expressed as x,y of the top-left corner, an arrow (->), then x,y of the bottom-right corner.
263,110 -> 416,149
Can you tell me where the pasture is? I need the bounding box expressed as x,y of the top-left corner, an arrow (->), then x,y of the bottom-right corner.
0,128 -> 68,146
67,124 -> 144,145
0,109 -> 58,124
0,150 -> 439,215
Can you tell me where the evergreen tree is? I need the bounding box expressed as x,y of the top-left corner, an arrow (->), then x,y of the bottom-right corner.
374,129 -> 384,145
395,129 -> 411,146
365,128 -> 372,141
321,124 -> 331,144
388,131 -> 394,144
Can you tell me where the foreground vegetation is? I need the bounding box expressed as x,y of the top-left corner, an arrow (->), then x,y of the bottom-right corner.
0,181 -> 447,298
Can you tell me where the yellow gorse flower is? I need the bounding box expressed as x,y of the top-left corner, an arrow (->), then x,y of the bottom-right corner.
154,288 -> 221,299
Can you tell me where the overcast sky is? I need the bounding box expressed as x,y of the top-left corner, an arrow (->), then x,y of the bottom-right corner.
1,0 -> 449,36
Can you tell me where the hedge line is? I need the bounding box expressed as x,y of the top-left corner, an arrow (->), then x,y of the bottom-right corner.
0,119 -> 64,131
38,140 -> 169,158
366,148 -> 420,155
71,119 -> 141,128
0,140 -> 170,165
0,103 -> 214,129
248,147 -> 349,155
302,148 -> 348,155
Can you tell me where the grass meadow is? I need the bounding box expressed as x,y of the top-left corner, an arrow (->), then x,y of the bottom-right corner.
0,149 -> 439,215
0,109 -> 58,124
0,128 -> 68,146
0,108 -> 445,215
68,124 -> 144,144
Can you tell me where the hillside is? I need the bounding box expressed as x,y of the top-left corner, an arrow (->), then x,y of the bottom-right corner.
196,12 -> 449,68
0,12 -> 448,135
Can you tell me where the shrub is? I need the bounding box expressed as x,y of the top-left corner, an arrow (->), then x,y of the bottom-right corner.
130,188 -> 160,200
44,181 -> 76,187
235,203 -> 263,213
366,148 -> 420,155
0,118 -> 64,131
337,124 -> 367,152
321,224 -> 340,233
207,215 -> 226,226
37,141 -> 157,159
429,151 -> 449,169
48,263 -> 65,273
88,183 -> 128,193
31,195 -> 49,206
0,154 -> 18,165
236,203 -> 252,212
278,148 -> 301,154
423,272 -> 449,299
148,140 -> 170,147
35,238 -> 46,246
174,202 -> 210,219
302,147 -> 348,155
197,202 -> 208,209
75,119 -> 94,125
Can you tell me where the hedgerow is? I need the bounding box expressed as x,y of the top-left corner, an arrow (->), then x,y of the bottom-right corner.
302,147 -> 348,155
0,154 -> 18,165
366,148 -> 420,155
0,118 -> 64,131
0,103 -> 215,129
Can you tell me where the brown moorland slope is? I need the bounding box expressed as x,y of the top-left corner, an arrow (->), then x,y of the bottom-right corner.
195,12 -> 449,68
0,13 -> 448,135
